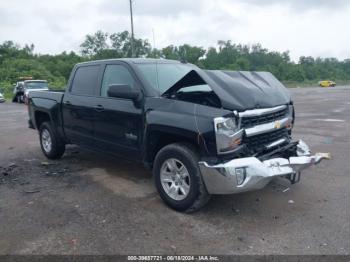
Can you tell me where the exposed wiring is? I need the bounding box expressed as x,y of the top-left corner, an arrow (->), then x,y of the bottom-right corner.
193,104 -> 210,154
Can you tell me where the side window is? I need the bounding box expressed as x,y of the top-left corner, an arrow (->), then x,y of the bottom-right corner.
101,64 -> 136,97
71,65 -> 100,95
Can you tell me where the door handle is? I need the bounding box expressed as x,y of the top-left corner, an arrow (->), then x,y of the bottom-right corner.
94,105 -> 105,112
63,100 -> 71,105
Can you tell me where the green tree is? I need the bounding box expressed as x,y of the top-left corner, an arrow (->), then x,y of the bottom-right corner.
161,44 -> 205,65
80,30 -> 109,57
110,30 -> 151,57
161,45 -> 179,60
1,32 -> 350,100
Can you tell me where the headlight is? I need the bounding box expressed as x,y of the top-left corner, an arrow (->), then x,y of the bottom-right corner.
214,117 -> 243,154
215,117 -> 236,135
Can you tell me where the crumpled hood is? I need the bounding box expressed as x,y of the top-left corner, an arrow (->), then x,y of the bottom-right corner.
198,70 -> 291,111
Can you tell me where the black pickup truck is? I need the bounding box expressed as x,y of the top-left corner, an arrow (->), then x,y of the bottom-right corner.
28,58 -> 328,212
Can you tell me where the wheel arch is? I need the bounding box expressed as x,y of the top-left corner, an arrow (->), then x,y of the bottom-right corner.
34,110 -> 51,129
143,127 -> 203,167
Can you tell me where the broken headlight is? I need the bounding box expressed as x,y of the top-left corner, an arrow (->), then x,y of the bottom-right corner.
214,117 -> 243,154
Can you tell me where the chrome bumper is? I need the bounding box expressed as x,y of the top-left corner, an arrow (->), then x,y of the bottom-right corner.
198,140 -> 329,194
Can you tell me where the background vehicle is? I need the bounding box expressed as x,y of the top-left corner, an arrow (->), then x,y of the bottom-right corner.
13,80 -> 49,103
319,80 -> 336,87
12,81 -> 24,103
0,92 -> 5,103
27,59 -> 328,212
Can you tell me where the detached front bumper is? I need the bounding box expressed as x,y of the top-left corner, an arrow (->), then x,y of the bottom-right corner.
198,140 -> 329,194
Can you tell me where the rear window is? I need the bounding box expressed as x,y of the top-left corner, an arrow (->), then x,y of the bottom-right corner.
25,82 -> 48,89
71,65 -> 100,95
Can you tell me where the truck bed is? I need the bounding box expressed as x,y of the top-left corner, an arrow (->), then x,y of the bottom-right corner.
28,90 -> 65,132
29,90 -> 65,102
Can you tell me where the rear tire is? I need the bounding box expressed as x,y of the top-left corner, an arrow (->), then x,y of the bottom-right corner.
153,143 -> 210,212
39,122 -> 65,159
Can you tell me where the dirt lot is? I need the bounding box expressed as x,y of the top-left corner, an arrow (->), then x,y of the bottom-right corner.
0,86 -> 349,255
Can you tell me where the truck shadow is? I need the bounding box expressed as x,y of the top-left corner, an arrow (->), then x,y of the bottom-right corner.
62,146 -> 155,199
62,145 -> 314,221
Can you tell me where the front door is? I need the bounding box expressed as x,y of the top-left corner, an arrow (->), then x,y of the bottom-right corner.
93,63 -> 143,160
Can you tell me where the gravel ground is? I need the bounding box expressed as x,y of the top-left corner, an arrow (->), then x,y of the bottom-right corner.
0,86 -> 349,255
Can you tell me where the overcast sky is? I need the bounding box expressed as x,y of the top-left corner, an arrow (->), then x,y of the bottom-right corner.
1,0 -> 349,61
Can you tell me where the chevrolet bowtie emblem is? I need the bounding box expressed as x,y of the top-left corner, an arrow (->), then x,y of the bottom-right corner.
274,121 -> 281,129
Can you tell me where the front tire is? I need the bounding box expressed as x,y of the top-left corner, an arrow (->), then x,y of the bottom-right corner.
39,122 -> 65,159
153,143 -> 210,212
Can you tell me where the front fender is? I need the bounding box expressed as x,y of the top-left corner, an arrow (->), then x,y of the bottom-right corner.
142,97 -> 230,163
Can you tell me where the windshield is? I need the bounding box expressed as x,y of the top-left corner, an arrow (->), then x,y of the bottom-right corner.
25,82 -> 48,89
136,63 -> 210,94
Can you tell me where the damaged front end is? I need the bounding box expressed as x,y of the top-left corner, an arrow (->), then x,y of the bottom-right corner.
137,62 -> 329,195
199,105 -> 330,195
199,140 -> 329,195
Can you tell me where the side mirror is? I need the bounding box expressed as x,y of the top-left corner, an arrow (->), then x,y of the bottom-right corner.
107,84 -> 140,100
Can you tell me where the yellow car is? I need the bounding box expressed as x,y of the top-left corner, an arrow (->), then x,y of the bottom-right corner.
318,80 -> 336,87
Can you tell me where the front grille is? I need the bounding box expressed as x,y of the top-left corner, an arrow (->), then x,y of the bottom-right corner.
245,128 -> 289,152
240,108 -> 288,128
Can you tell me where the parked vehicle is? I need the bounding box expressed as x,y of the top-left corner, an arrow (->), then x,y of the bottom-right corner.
0,92 -> 5,103
13,80 -> 49,103
28,59 -> 328,212
12,82 -> 24,103
319,80 -> 336,87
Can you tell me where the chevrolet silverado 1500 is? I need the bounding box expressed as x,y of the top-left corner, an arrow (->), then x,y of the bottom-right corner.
28,58 -> 328,212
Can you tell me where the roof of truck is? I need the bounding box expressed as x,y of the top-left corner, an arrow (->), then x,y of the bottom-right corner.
77,58 -> 182,66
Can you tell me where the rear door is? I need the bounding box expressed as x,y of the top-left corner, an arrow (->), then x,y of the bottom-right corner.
93,62 -> 143,160
62,64 -> 101,146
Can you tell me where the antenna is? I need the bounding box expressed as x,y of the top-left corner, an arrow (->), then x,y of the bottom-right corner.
152,28 -> 157,58
155,59 -> 160,92
152,28 -> 160,91
129,0 -> 135,57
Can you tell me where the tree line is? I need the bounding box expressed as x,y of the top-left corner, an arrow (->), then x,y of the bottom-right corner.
1,30 -> 350,96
